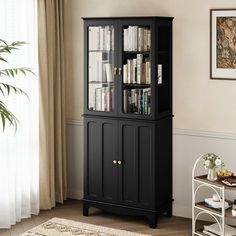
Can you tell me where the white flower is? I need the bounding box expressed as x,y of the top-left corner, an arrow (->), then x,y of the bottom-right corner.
215,159 -> 222,166
205,160 -> 210,167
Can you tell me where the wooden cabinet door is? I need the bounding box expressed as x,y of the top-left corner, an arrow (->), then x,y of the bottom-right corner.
84,117 -> 118,203
118,120 -> 155,209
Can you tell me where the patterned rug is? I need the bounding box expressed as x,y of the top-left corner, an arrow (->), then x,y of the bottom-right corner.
19,217 -> 150,236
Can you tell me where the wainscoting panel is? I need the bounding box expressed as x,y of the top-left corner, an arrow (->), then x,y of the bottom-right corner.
66,120 -> 236,219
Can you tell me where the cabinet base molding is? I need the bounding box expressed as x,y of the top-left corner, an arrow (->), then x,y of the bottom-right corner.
83,199 -> 172,228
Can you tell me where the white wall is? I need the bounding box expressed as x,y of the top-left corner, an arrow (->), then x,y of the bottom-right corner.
64,0 -> 236,218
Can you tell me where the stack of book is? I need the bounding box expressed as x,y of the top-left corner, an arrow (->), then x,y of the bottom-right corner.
204,198 -> 230,210
89,87 -> 113,112
203,223 -> 236,236
123,54 -> 150,84
123,26 -> 151,51
89,26 -> 114,51
222,176 -> 236,186
123,88 -> 151,115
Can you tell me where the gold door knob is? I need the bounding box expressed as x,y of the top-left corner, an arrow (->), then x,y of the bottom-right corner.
113,160 -> 117,164
118,160 -> 122,165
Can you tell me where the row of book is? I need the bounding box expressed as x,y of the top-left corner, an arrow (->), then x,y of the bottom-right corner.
123,54 -> 150,84
123,88 -> 151,115
89,87 -> 113,112
89,52 -> 113,83
89,26 -> 114,51
123,26 -> 151,51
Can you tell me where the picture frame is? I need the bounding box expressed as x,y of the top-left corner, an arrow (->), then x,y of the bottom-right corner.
210,9 -> 236,80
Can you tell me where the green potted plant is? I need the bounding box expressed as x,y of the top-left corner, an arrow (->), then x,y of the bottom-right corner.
0,39 -> 33,130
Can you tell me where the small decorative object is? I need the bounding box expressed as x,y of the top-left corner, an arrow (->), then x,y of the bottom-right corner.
210,9 -> 236,80
232,200 -> 236,217
212,193 -> 220,202
202,153 -> 223,181
217,169 -> 233,179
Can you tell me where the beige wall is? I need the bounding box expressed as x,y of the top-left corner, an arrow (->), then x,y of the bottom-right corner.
65,0 -> 236,134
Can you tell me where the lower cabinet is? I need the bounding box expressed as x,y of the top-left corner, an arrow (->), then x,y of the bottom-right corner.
83,116 -> 172,228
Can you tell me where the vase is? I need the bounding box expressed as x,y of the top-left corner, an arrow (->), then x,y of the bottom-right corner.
207,168 -> 217,181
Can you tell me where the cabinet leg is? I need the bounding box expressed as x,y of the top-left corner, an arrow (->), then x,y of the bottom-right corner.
83,203 -> 90,217
147,213 -> 158,228
167,205 -> 172,218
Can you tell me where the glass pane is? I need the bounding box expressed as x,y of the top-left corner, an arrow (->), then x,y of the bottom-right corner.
122,25 -> 151,115
88,25 -> 114,112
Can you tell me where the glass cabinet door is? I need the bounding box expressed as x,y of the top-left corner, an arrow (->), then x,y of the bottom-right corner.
122,24 -> 152,116
88,25 -> 115,112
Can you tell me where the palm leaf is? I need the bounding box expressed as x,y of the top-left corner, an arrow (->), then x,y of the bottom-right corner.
0,82 -> 28,98
0,101 -> 18,131
0,67 -> 34,78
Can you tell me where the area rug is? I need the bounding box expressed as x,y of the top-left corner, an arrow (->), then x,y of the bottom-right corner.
19,217 -> 150,236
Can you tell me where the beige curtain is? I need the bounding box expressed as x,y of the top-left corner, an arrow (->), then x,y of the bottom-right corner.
38,0 -> 67,209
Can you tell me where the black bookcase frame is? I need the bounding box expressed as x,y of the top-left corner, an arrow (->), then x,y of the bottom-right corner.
82,16 -> 173,228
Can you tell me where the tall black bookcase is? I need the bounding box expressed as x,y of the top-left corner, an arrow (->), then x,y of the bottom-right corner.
82,16 -> 173,228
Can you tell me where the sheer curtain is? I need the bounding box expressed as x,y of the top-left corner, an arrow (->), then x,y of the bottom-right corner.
0,0 -> 39,228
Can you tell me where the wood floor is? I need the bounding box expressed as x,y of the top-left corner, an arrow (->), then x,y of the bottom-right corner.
0,200 -> 198,236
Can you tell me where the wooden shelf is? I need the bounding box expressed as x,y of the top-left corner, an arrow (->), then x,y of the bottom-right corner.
123,50 -> 150,54
89,50 -> 114,53
195,175 -> 236,190
89,81 -> 114,85
158,83 -> 168,87
195,201 -> 235,219
123,83 -> 150,88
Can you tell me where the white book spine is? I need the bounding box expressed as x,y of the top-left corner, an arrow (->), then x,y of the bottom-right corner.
124,29 -> 127,51
138,27 -> 144,51
158,64 -> 162,84
147,29 -> 151,51
123,64 -> 128,83
136,54 -> 143,84
105,63 -> 113,82
143,28 -> 148,51
133,26 -> 138,51
99,27 -> 104,50
132,58 -> 137,84
127,60 -> 131,83
146,61 -> 150,84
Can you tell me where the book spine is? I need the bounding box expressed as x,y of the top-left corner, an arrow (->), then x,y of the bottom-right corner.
158,64 -> 162,84
147,29 -> 151,51
132,58 -> 137,84
123,64 -> 128,83
141,63 -> 146,84
124,28 -> 127,51
145,61 -> 150,84
138,27 -> 144,51
143,29 -> 148,51
137,54 -> 143,84
127,60 -> 131,83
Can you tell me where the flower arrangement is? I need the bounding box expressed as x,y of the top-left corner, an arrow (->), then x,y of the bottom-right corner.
202,153 -> 223,169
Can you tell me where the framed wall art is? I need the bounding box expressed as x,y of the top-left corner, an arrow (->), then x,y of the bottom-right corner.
210,9 -> 236,80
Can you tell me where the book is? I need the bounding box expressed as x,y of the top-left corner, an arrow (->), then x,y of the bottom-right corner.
137,54 -> 143,84
141,63 -> 146,84
89,27 -> 100,50
145,61 -> 151,84
132,58 -> 137,83
95,88 -> 102,111
222,176 -> 236,186
123,64 -> 128,83
138,27 -> 144,51
104,63 -> 113,82
143,28 -> 148,51
204,223 -> 236,236
158,64 -> 162,84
